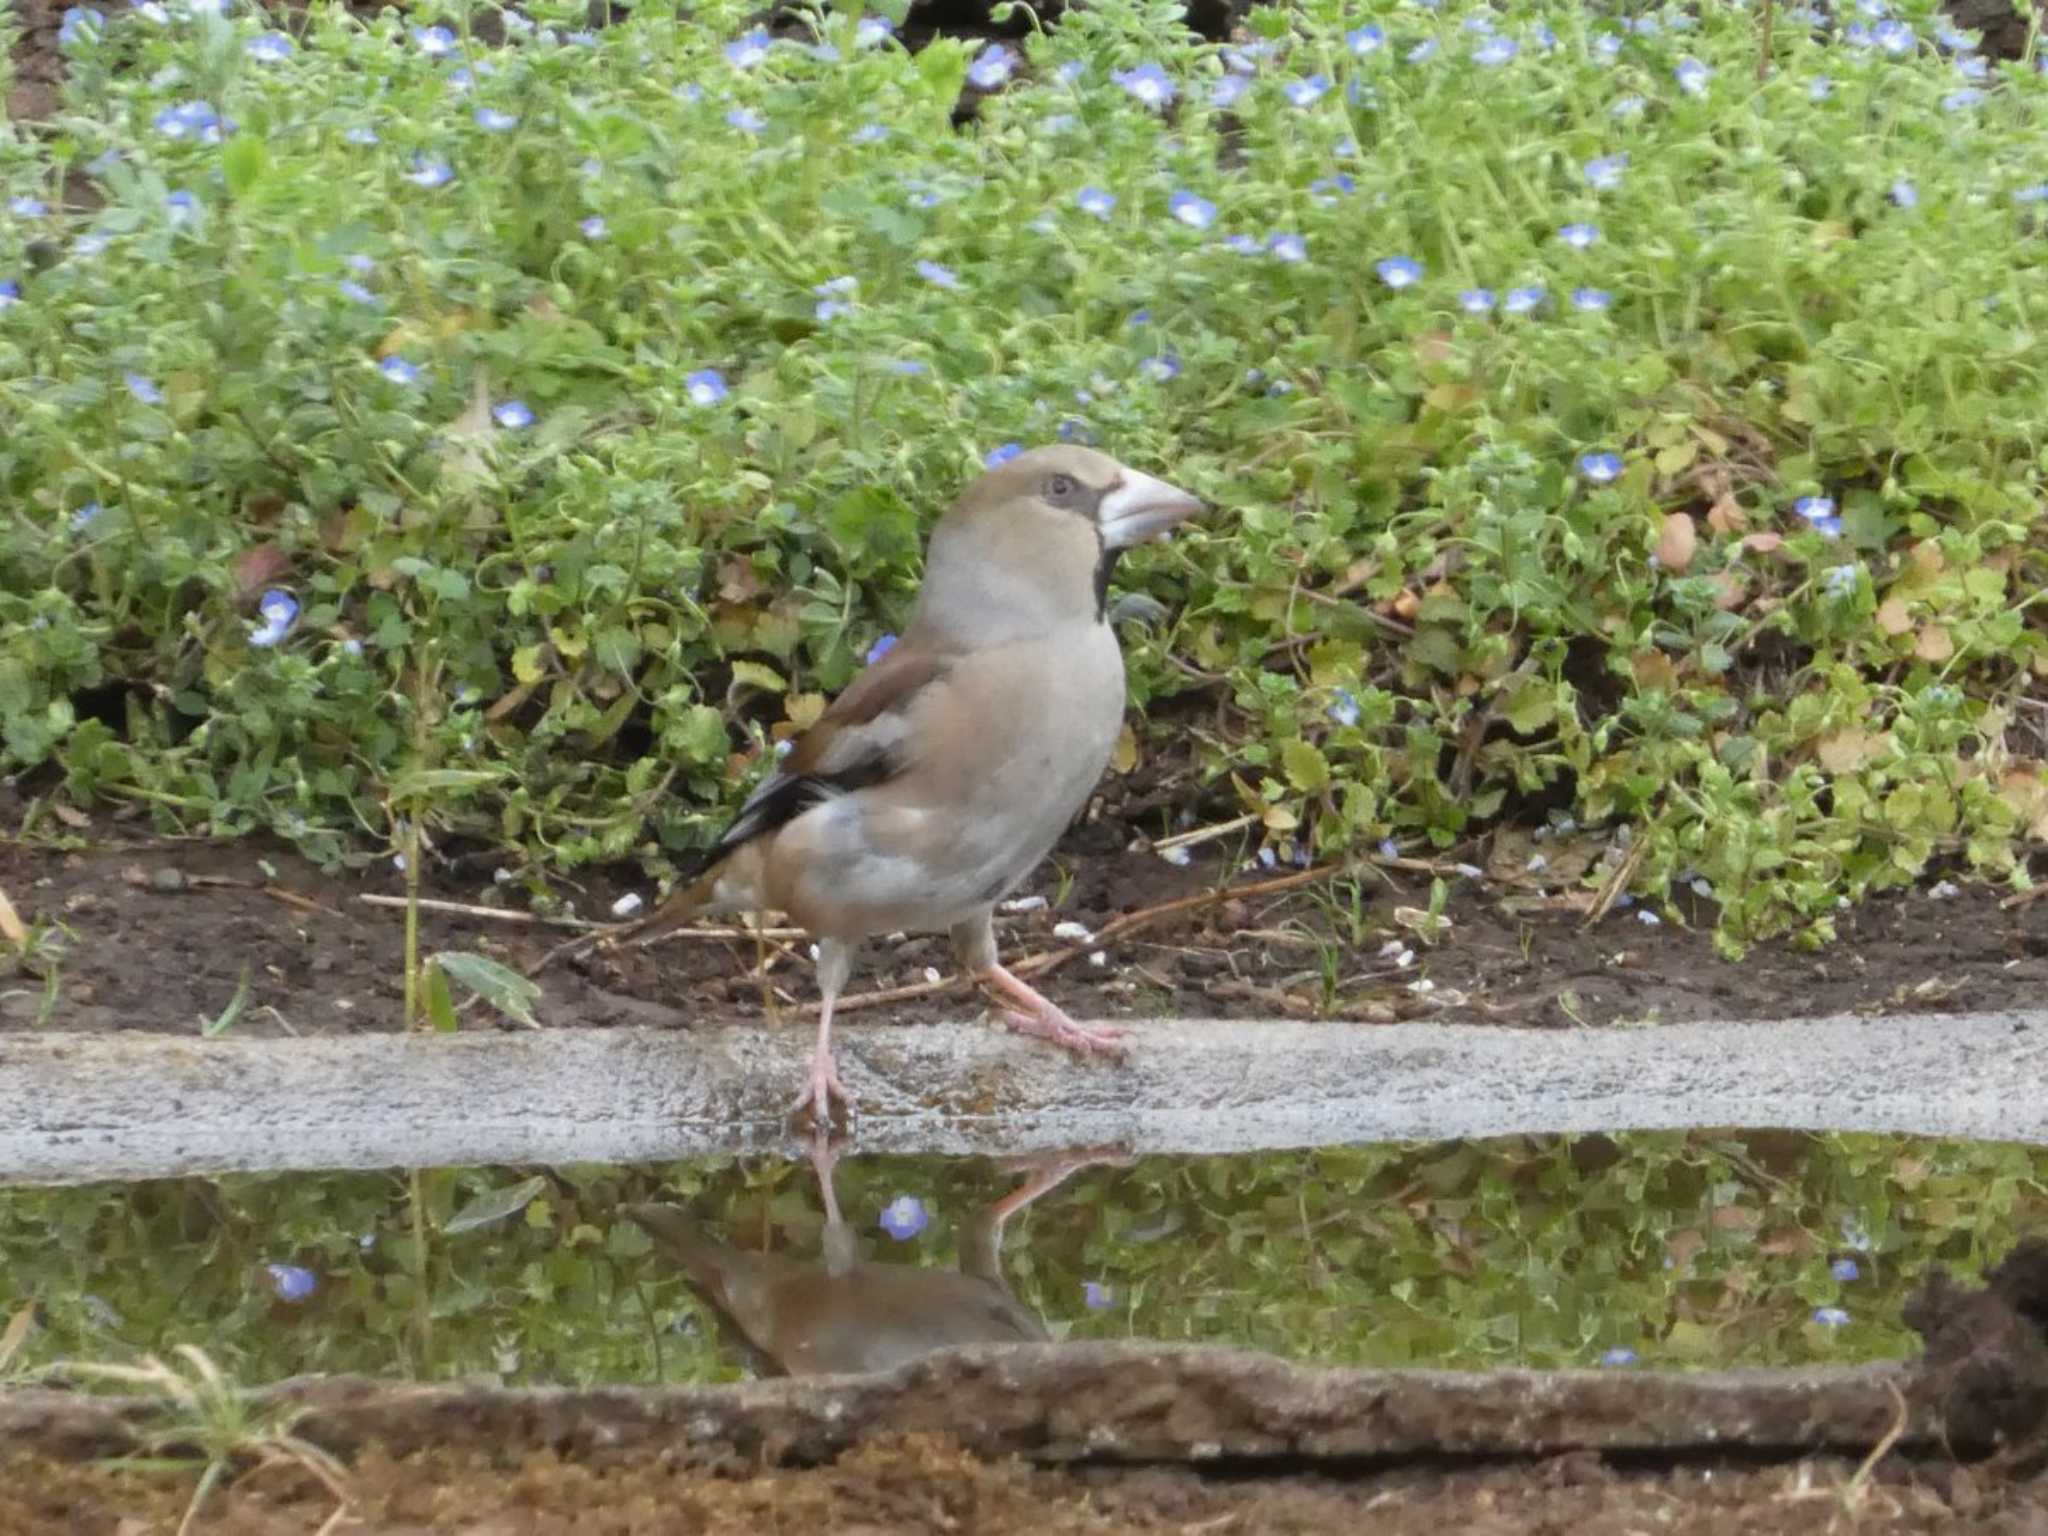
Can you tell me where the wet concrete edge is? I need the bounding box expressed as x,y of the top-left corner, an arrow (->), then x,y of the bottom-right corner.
0,1343 -> 1924,1466
4,1011 -> 2044,1181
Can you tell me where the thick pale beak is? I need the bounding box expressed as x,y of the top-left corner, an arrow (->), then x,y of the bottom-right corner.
1096,467 -> 1207,550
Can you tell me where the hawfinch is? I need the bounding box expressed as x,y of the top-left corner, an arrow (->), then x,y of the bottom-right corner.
646,445 -> 1206,1121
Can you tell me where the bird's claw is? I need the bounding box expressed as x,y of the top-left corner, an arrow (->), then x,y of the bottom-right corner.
1000,1006 -> 1131,1059
788,1053 -> 855,1128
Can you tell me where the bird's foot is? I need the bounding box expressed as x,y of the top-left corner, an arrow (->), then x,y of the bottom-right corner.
788,1051 -> 855,1127
1000,1005 -> 1131,1059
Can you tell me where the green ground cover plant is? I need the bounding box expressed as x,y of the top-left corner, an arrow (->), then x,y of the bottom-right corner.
3,0 -> 2045,948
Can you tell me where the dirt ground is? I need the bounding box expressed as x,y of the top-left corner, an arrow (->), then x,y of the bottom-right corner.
7,1438 -> 2046,1536
2,796 -> 2042,1038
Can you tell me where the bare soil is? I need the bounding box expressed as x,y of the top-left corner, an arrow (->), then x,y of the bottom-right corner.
6,1439 -> 2045,1536
2,799 -> 2043,1038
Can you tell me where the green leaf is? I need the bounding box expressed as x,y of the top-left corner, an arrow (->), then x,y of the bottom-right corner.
390,768 -> 502,799
728,659 -> 787,694
222,134 -> 268,196
432,952 -> 543,1028
1281,739 -> 1331,792
443,1175 -> 549,1235
425,961 -> 460,1034
200,966 -> 251,1037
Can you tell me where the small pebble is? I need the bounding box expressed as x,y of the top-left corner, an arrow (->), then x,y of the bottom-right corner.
149,867 -> 186,892
610,892 -> 644,918
1002,895 -> 1048,913
922,966 -> 942,984
1088,950 -> 1108,967
1052,920 -> 1094,943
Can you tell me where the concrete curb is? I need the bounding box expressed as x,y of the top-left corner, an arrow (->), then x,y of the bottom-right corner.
4,1010 -> 2042,1181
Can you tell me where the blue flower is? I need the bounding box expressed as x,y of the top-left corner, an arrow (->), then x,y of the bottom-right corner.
1674,57 -> 1711,95
74,233 -> 109,257
474,106 -> 517,132
1083,1280 -> 1114,1310
1141,353 -> 1181,382
1113,62 -> 1175,107
1593,31 -> 1622,59
344,125 -> 380,145
1329,689 -> 1361,727
70,502 -> 101,533
1210,73 -> 1251,109
1794,496 -> 1842,537
1600,1347 -> 1638,1367
1268,232 -> 1307,263
861,632 -> 901,668
1822,564 -> 1859,598
1937,22 -> 1978,51
1813,1306 -> 1850,1328
155,100 -> 223,142
580,214 -> 607,239
0,280 -> 17,308
338,279 -> 377,305
58,6 -> 104,45
125,372 -> 163,405
855,15 -> 894,47
248,589 -> 300,648
1610,93 -> 1645,118
1223,40 -> 1273,71
1076,185 -> 1116,218
724,28 -> 770,68
1558,222 -> 1599,249
164,189 -> 197,224
1309,174 -> 1355,203
1578,451 -> 1622,483
1956,54 -> 1989,79
1348,24 -> 1384,53
1831,1257 -> 1861,1282
1942,89 -> 1982,112
1375,255 -> 1422,288
406,156 -> 455,188
1055,60 -> 1084,84
1405,38 -> 1438,63
1284,73 -> 1330,106
967,44 -> 1014,90
885,359 -> 927,376
726,106 -> 766,133
9,196 -> 46,218
1223,233 -> 1262,254
1583,154 -> 1627,190
851,122 -> 888,143
1891,179 -> 1917,208
1873,18 -> 1913,53
879,1194 -> 928,1241
2016,184 -> 2048,203
1473,34 -> 1516,64
915,259 -> 960,289
1568,286 -> 1612,311
1503,285 -> 1546,314
1841,1221 -> 1873,1256
684,368 -> 728,405
412,23 -> 456,55
493,399 -> 533,429
378,356 -> 421,385
345,254 -> 375,275
245,29 -> 291,61
1809,75 -> 1833,100
266,1263 -> 317,1302
1169,191 -> 1216,229
984,443 -> 1023,468
1459,288 -> 1496,313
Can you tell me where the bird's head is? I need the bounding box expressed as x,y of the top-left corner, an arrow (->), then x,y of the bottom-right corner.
919,445 -> 1207,638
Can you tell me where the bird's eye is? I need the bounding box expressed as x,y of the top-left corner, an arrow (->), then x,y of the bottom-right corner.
1044,473 -> 1077,500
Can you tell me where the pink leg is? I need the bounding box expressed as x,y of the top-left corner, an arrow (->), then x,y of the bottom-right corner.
789,939 -> 858,1125
788,988 -> 852,1125
979,962 -> 1130,1059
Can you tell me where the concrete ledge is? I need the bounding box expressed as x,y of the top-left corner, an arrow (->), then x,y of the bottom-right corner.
0,1343 -> 1923,1466
4,1010 -> 2044,1181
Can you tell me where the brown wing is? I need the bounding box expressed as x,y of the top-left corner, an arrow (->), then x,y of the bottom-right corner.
706,643 -> 953,858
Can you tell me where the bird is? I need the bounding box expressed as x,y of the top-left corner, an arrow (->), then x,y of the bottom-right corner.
635,444 -> 1206,1122
624,1132 -> 1125,1376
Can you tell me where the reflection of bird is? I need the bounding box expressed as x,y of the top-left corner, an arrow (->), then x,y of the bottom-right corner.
635,445 -> 1206,1121
626,1135 -> 1124,1377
